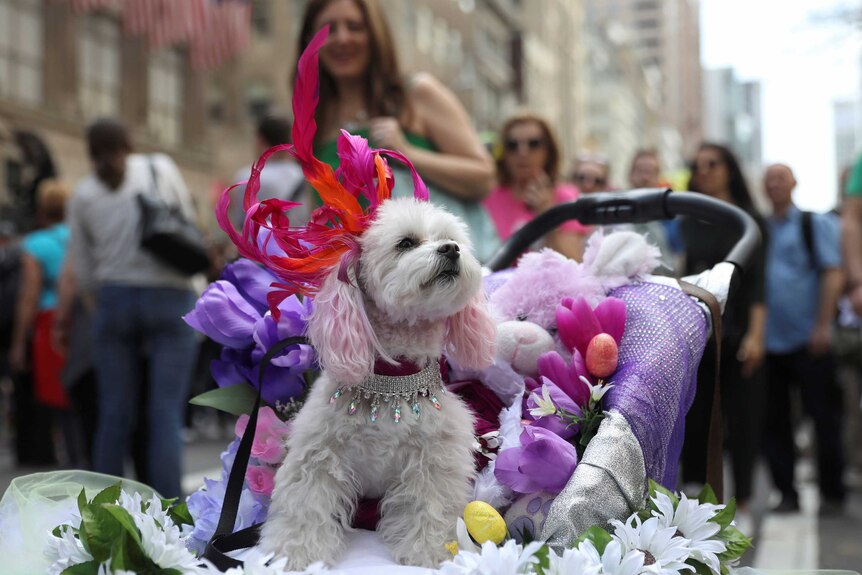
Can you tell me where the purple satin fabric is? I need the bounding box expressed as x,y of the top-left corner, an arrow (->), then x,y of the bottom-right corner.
603,282 -> 709,489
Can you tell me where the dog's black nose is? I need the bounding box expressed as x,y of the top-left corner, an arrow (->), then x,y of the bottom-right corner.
437,242 -> 460,261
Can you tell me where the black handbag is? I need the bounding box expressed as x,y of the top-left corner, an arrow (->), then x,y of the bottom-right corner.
138,156 -> 210,275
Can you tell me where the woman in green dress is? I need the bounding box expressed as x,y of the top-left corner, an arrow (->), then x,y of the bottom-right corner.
294,0 -> 501,262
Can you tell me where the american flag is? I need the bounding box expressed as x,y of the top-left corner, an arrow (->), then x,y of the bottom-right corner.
63,0 -> 251,70
189,0 -> 253,70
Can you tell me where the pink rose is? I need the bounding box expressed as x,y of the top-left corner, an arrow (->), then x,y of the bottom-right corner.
245,464 -> 277,497
235,406 -> 291,464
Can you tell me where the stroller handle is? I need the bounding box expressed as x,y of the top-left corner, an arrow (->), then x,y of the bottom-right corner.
485,188 -> 761,276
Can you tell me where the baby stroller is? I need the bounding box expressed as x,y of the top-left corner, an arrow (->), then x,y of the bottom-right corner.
484,187 -> 760,548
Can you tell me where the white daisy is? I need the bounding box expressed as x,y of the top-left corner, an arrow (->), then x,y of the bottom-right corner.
116,491 -> 206,574
529,385 -> 558,418
611,515 -> 693,575
578,539 -> 645,575
440,540 -> 543,575
455,516 -> 481,554
45,525 -> 93,575
545,540 -> 602,575
651,492 -> 727,574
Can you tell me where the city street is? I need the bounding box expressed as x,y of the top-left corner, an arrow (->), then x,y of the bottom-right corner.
2,426 -> 860,572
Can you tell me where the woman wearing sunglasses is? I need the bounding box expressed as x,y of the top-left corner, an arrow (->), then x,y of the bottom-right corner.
570,154 -> 611,195
679,142 -> 768,526
483,113 -> 590,260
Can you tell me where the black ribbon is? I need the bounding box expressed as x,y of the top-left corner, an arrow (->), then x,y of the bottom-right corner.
203,336 -> 311,571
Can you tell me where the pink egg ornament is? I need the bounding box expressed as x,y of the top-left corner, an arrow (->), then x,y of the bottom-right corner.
585,333 -> 619,378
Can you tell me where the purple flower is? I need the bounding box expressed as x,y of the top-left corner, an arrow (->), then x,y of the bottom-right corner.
532,351 -> 590,408
186,475 -> 268,555
525,377 -> 581,439
556,296 -> 626,359
184,281 -> 260,348
184,258 -> 317,406
494,426 -> 578,495
220,436 -> 240,474
220,258 -> 279,315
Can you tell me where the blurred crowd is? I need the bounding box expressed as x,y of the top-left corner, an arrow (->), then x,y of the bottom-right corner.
1,0 -> 861,525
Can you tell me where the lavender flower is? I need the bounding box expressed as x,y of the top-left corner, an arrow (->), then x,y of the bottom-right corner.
184,258 -> 317,406
186,475 -> 268,555
494,426 -> 578,494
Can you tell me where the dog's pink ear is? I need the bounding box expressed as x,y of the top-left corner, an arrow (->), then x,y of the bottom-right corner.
307,270 -> 376,386
446,293 -> 497,370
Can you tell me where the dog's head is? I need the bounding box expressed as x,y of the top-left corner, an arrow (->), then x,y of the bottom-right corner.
307,198 -> 496,385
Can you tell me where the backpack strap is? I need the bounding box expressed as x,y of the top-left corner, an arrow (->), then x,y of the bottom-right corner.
801,210 -> 818,270
679,280 -> 724,503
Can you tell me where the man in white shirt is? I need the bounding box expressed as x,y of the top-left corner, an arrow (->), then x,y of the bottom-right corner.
230,115 -> 308,229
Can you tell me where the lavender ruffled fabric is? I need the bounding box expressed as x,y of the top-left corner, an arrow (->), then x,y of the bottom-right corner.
604,281 -> 709,488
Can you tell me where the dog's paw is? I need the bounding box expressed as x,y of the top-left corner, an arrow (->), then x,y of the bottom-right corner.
392,543 -> 451,569
259,515 -> 342,570
259,538 -> 334,571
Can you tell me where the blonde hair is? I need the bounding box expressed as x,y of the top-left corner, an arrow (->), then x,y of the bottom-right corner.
36,179 -> 71,223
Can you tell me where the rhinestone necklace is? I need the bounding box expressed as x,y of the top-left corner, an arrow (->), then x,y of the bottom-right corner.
329,360 -> 444,423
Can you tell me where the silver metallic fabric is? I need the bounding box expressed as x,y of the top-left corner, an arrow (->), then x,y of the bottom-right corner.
540,411 -> 647,549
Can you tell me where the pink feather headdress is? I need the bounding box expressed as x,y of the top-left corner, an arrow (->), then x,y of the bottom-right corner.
215,26 -> 429,310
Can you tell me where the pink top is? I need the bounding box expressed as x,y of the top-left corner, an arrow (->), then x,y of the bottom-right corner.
483,183 -> 591,241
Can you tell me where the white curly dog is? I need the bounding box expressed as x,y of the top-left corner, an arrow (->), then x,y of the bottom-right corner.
259,198 -> 497,569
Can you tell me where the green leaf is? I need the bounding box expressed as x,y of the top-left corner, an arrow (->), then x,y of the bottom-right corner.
159,496 -> 178,510
61,561 -> 100,575
189,383 -> 259,416
77,487 -> 88,515
716,524 -> 753,562
167,500 -> 194,527
110,526 -> 160,574
91,483 -> 122,507
712,497 -> 736,530
532,544 -> 551,575
647,479 -> 679,510
101,504 -> 142,544
52,525 -> 63,537
575,526 -> 613,554
79,504 -> 125,562
697,484 -> 719,506
687,558 -> 713,575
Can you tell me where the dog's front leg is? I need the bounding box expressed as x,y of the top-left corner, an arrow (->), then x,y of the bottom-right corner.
258,446 -> 357,570
376,440 -> 473,567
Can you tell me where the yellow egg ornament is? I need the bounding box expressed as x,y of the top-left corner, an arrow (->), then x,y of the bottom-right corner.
463,500 -> 507,545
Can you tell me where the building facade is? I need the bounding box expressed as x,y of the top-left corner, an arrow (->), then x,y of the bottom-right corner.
585,0 -> 703,167
702,67 -> 763,190
4,0 -> 704,232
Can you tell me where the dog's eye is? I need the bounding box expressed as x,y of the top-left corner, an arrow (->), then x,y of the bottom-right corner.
396,237 -> 417,250
516,313 -> 528,321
